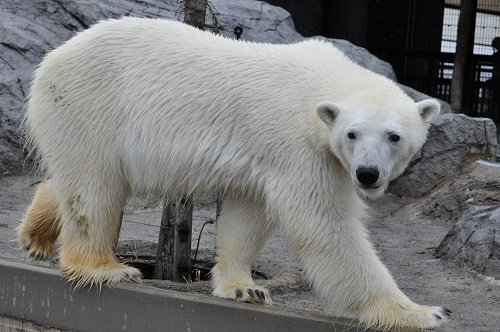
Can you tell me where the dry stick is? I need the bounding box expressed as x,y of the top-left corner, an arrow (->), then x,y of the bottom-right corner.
155,0 -> 208,282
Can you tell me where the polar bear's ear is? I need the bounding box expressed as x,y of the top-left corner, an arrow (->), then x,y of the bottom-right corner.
317,102 -> 340,127
416,99 -> 441,124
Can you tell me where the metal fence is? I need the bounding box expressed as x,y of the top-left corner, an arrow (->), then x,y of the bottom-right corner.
441,1 -> 499,121
391,51 -> 499,123
389,1 -> 500,123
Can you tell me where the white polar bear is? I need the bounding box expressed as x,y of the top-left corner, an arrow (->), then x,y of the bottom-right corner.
18,17 -> 449,330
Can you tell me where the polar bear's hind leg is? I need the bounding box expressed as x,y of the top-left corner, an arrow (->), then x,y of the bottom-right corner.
57,176 -> 141,287
18,180 -> 60,260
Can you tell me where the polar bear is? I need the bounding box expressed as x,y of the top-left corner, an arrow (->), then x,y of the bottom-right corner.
18,18 -> 449,330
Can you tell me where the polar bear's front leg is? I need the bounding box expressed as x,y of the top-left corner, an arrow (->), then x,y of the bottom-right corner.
272,195 -> 449,330
211,195 -> 272,304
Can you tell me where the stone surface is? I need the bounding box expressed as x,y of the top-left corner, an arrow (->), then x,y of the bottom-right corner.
390,114 -> 498,198
435,205 -> 500,278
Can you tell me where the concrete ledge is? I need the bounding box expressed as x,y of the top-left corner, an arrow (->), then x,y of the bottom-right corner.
0,258 -> 368,332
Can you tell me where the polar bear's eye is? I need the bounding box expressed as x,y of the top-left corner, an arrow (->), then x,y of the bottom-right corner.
389,134 -> 400,142
347,132 -> 356,140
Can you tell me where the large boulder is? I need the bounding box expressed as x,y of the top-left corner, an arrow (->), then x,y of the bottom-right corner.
434,205 -> 500,278
0,0 -> 301,177
390,114 -> 497,198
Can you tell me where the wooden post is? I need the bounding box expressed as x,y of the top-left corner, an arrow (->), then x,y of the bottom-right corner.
154,197 -> 194,281
155,0 -> 207,282
450,0 -> 477,113
154,204 -> 176,280
171,196 -> 193,282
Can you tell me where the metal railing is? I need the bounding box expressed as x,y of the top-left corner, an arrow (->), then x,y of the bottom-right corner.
376,50 -> 500,123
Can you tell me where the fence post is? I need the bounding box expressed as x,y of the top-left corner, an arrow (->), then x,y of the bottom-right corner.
450,0 -> 477,113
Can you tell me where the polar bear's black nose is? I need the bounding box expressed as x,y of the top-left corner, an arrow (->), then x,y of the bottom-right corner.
356,167 -> 379,187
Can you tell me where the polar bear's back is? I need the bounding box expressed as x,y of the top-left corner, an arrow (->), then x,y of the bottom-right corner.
27,18 -> 335,136
24,17 -> 393,195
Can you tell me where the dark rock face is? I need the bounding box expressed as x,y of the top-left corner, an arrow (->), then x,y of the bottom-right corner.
435,206 -> 500,278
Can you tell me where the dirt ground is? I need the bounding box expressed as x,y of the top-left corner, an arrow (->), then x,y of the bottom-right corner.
0,161 -> 499,331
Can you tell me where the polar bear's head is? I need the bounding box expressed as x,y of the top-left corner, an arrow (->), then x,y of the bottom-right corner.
317,93 -> 440,200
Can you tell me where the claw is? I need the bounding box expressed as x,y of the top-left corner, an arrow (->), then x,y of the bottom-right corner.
29,251 -> 41,260
442,308 -> 452,317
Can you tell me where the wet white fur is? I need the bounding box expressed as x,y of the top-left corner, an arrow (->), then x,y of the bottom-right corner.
24,18 -> 445,329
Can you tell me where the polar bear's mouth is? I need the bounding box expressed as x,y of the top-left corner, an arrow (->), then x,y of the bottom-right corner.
359,183 -> 381,190
356,183 -> 387,200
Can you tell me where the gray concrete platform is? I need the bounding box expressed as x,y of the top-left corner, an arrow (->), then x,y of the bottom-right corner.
0,258 -> 369,332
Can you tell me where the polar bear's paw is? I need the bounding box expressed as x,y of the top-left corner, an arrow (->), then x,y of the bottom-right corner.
60,252 -> 142,288
18,229 -> 56,261
213,283 -> 272,305
17,181 -> 60,261
361,301 -> 451,331
63,263 -> 142,289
